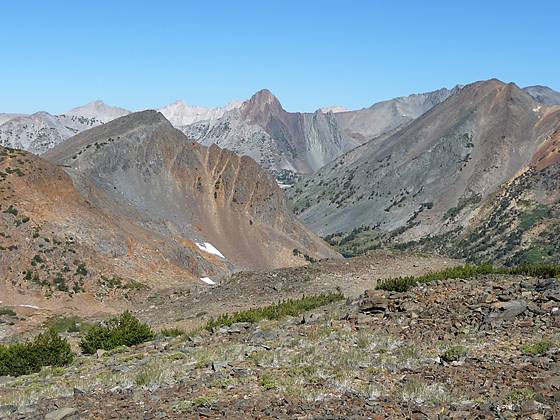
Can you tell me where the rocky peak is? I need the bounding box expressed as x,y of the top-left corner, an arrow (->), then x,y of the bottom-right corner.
241,89 -> 285,123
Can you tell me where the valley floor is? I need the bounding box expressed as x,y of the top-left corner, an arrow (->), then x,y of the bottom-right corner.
1,252 -> 559,418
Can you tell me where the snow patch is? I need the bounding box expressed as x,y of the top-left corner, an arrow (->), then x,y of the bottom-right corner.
533,106 -> 542,112
200,277 -> 216,285
19,304 -> 40,309
196,242 -> 225,258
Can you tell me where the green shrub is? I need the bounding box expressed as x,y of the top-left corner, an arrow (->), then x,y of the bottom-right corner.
205,291 -> 344,332
75,263 -> 87,276
376,263 -> 560,292
441,345 -> 469,363
0,307 -> 16,317
0,328 -> 73,377
521,340 -> 553,356
2,205 -> 18,216
79,311 -> 155,354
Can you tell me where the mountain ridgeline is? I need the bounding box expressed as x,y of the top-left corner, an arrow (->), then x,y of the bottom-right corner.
180,89 -> 360,181
0,110 -> 337,315
2,81 -> 560,268
289,79 -> 560,264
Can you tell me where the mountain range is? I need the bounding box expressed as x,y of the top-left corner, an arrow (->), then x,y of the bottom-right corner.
2,81 -> 560,270
2,84 -> 558,181
289,80 -> 560,265
0,110 -> 335,315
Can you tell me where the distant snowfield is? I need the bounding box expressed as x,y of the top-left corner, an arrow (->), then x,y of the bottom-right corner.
196,242 -> 225,258
200,277 -> 216,285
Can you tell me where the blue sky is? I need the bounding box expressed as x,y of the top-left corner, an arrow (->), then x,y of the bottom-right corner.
2,0 -> 559,114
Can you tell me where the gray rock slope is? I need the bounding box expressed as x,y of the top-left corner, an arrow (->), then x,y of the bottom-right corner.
0,101 -> 130,154
180,90 -> 360,177
333,87 -> 460,143
524,85 -> 560,105
44,110 -> 338,274
289,79 -> 560,242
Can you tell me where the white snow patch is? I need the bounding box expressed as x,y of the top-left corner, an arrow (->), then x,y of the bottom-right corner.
200,277 -> 216,285
19,304 -> 40,309
196,242 -> 225,258
533,106 -> 542,112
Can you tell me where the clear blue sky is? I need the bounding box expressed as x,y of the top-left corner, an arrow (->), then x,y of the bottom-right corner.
2,0 -> 559,114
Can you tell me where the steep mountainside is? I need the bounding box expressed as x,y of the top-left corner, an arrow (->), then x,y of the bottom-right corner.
524,85 -> 560,105
290,80 -> 560,261
0,110 -> 337,320
406,114 -> 560,265
333,87 -> 460,143
66,100 -> 130,123
180,90 -> 359,181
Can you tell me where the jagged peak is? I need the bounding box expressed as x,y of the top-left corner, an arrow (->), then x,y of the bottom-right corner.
245,89 -> 284,112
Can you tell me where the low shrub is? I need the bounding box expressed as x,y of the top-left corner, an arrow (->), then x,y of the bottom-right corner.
0,328 -> 73,377
441,345 -> 469,363
0,307 -> 16,317
376,263 -> 560,292
521,340 -> 553,356
205,291 -> 344,332
79,311 -> 155,354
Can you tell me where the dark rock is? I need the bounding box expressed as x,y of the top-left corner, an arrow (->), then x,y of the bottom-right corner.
357,290 -> 389,313
536,279 -> 560,292
488,300 -> 527,321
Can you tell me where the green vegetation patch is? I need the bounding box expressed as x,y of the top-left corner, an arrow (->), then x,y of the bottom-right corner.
324,226 -> 382,257
205,291 -> 344,332
441,345 -> 469,363
521,340 -> 553,356
0,307 -> 17,317
377,263 -> 560,292
0,329 -> 73,377
519,204 -> 551,231
79,311 -> 155,354
45,316 -> 91,334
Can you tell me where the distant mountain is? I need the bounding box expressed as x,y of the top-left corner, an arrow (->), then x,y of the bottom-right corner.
0,111 -> 338,314
333,87 -> 460,143
0,113 -> 25,126
159,99 -> 242,126
180,89 -> 359,183
0,111 -> 101,154
319,106 -> 348,114
524,85 -> 560,105
289,79 -> 560,263
66,100 -> 130,123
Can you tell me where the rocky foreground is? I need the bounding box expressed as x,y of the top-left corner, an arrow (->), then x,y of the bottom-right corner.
0,269 -> 558,419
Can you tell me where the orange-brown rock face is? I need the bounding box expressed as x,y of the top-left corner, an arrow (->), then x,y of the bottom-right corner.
0,111 -> 338,321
